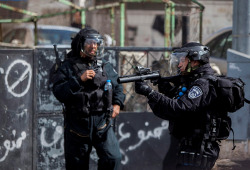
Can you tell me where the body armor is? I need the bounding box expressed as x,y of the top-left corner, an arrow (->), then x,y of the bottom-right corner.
66,58 -> 109,116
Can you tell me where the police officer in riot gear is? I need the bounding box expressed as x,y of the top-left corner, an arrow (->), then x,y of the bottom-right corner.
135,42 -> 221,170
52,27 -> 125,170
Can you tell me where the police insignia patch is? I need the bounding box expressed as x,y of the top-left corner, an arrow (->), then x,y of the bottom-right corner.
188,86 -> 203,99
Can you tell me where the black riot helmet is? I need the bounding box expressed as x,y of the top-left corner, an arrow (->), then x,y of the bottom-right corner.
169,42 -> 210,76
70,27 -> 104,59
177,42 -> 210,64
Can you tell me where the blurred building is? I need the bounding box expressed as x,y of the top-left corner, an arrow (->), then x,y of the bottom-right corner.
0,0 -> 233,47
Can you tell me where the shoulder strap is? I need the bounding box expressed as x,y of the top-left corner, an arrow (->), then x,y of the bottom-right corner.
245,98 -> 250,104
230,127 -> 236,150
100,59 -> 111,76
67,58 -> 86,77
201,74 -> 218,82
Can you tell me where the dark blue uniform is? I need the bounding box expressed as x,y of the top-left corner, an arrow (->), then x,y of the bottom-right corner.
52,56 -> 125,170
148,64 -> 221,170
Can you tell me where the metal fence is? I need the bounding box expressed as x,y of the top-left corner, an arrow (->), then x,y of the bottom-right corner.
104,47 -> 173,112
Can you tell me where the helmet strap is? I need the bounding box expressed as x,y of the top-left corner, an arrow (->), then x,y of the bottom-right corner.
81,44 -> 96,56
186,60 -> 192,73
186,60 -> 200,73
80,49 -> 96,61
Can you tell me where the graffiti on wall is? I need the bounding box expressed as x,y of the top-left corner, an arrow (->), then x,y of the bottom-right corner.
37,117 -> 65,170
5,59 -> 32,98
0,51 -> 33,170
36,114 -> 169,170
118,120 -> 169,165
0,130 -> 27,162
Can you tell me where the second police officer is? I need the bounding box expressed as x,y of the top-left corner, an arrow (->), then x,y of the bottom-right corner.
52,27 -> 125,170
135,42 -> 223,170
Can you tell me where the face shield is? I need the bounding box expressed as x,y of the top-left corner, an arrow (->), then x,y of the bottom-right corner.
81,35 -> 104,59
169,52 -> 188,76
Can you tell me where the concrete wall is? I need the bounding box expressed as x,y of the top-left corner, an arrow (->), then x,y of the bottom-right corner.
216,49 -> 250,168
202,1 -> 233,40
126,0 -> 233,47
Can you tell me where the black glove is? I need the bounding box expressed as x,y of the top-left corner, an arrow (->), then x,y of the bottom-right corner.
135,81 -> 152,96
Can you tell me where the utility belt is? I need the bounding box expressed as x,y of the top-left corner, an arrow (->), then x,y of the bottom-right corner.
66,105 -> 109,117
177,136 -> 219,170
67,105 -> 89,115
177,151 -> 216,170
65,86 -> 113,117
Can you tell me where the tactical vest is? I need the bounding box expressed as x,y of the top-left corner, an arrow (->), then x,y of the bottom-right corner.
169,79 -> 220,169
68,58 -> 109,115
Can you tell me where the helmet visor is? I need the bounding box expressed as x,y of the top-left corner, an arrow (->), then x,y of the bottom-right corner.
169,52 -> 188,76
82,37 -> 104,58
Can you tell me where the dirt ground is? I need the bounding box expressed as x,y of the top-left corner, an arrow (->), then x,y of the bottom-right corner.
213,159 -> 250,170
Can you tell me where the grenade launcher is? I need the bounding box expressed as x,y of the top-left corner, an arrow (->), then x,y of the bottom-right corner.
117,66 -> 160,84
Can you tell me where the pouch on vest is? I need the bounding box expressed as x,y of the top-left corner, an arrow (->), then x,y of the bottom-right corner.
219,116 -> 232,140
88,89 -> 105,111
104,88 -> 113,116
210,115 -> 231,140
69,92 -> 90,116
92,66 -> 107,88
209,113 -> 236,149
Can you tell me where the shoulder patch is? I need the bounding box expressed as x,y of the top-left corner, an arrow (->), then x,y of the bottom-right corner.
188,86 -> 203,99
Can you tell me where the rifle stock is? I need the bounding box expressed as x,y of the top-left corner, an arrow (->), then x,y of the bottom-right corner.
53,44 -> 59,59
53,44 -> 62,71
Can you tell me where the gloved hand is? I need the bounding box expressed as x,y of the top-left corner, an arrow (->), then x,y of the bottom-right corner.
135,81 -> 152,96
